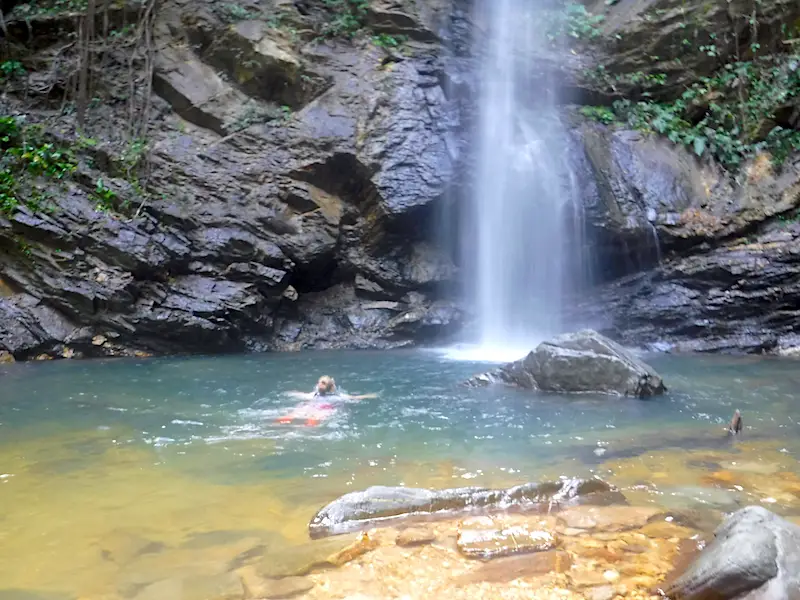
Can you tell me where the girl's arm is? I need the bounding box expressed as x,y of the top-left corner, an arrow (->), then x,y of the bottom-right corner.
343,393 -> 378,401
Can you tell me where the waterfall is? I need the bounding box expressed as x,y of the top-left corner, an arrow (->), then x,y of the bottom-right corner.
457,0 -> 585,362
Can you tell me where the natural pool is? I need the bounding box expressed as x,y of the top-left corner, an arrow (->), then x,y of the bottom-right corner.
1,350 -> 800,600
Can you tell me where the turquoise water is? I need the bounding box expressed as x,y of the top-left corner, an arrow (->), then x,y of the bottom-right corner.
3,350 -> 799,476
1,350 -> 800,597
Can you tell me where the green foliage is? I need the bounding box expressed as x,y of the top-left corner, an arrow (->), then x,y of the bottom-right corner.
580,105 -> 616,125
321,0 -> 370,39
0,116 -> 77,216
11,0 -> 88,17
372,33 -> 407,48
582,65 -> 668,96
120,138 -> 147,173
546,2 -> 605,44
582,52 -> 800,171
0,61 -> 26,83
94,178 -> 117,211
219,3 -> 253,22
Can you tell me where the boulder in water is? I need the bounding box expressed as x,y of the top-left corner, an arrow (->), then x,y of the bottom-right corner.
308,477 -> 625,539
662,505 -> 800,600
466,330 -> 666,398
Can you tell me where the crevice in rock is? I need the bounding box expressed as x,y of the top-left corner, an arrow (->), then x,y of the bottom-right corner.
289,153 -> 378,208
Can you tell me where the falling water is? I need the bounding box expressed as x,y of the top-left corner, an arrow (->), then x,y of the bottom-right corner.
460,0 -> 584,361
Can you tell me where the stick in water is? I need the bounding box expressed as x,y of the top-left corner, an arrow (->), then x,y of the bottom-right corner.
728,409 -> 743,435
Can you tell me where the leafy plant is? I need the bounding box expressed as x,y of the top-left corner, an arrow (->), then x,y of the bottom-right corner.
582,51 -> 800,171
545,2 -> 605,45
219,3 -> 252,22
372,33 -> 406,48
0,61 -> 26,83
10,0 -> 88,17
0,115 -> 77,216
94,178 -> 117,211
579,105 -> 616,125
321,0 -> 370,39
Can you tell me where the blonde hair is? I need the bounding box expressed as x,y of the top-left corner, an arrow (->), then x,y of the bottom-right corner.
317,376 -> 336,395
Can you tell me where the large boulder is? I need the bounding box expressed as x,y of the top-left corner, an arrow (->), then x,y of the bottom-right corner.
308,477 -> 625,539
662,506 -> 800,600
468,330 -> 666,398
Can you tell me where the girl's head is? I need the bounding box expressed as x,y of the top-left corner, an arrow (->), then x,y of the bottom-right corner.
316,375 -> 336,396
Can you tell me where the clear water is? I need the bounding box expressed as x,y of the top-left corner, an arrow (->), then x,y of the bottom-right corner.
465,0 -> 584,360
2,351 -> 800,598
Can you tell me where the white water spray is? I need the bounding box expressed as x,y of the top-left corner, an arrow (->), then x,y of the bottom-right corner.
456,0 -> 584,362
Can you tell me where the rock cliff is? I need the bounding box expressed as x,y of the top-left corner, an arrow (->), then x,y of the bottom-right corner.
0,0 -> 468,359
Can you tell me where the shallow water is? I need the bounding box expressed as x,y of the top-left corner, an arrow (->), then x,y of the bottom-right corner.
1,350 -> 800,599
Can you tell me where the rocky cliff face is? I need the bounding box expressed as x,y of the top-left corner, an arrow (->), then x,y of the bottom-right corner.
0,0 -> 470,359
570,124 -> 800,354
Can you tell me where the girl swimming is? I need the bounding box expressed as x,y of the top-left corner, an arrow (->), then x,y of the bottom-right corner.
276,376 -> 377,426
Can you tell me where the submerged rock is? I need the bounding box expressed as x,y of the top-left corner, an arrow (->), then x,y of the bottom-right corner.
135,572 -> 244,600
238,568 -> 314,600
467,330 -> 666,398
454,550 -> 573,585
255,533 -> 375,578
308,477 -> 625,539
662,506 -> 800,600
456,526 -> 557,559
98,529 -> 166,565
395,527 -> 436,548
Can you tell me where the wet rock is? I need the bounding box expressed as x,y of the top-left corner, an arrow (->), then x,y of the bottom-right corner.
454,550 -> 572,585
639,521 -> 695,540
134,572 -> 244,600
557,506 -> 661,533
571,136 -> 800,354
467,330 -> 666,398
98,530 -> 166,565
308,477 -> 625,538
255,534 -> 371,578
663,506 -> 800,600
0,351 -> 14,364
585,585 -> 615,600
238,568 -> 313,600
645,509 -> 721,534
226,543 -> 268,572
569,569 -> 612,588
395,527 -> 436,548
456,526 -> 558,559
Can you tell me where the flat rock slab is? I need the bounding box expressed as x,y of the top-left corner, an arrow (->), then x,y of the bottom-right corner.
395,527 -> 436,547
557,506 -> 662,533
309,477 -> 625,538
239,567 -> 313,600
466,329 -> 667,398
456,526 -> 558,559
134,572 -> 243,600
454,550 -> 572,585
663,505 -> 800,600
255,534 -> 375,579
98,529 -> 166,565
